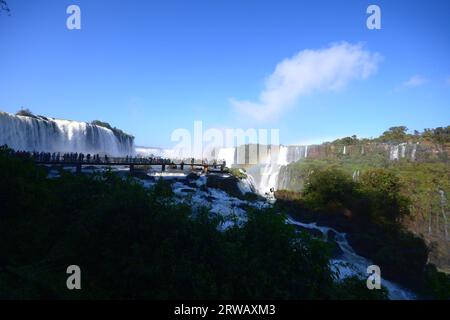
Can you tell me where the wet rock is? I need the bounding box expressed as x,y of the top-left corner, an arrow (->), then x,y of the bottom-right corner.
83,165 -> 98,171
131,171 -> 154,180
294,225 -> 323,238
183,181 -> 198,188
346,233 -> 377,259
327,229 -> 337,241
186,172 -> 200,181
327,240 -> 344,258
206,174 -> 243,198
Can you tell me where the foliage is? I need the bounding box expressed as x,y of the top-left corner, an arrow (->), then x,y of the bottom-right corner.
229,168 -> 247,180
348,225 -> 429,291
377,126 -> 410,143
330,135 -> 360,146
333,276 -> 388,300
358,169 -> 410,223
324,125 -> 450,145
275,165 -> 442,294
422,126 -> 450,145
15,108 -> 36,118
302,167 -> 357,214
423,264 -> 450,299
0,149 -> 384,299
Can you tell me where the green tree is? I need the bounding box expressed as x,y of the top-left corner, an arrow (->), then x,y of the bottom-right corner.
0,149 -> 385,299
302,167 -> 357,213
358,168 -> 410,223
378,126 -> 409,143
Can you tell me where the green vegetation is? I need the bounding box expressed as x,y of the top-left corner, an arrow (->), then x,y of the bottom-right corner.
275,165 -> 449,299
328,125 -> 450,145
281,155 -> 449,221
0,146 -> 387,299
15,108 -> 37,118
278,124 -> 450,295
377,126 -> 410,143
228,167 -> 248,180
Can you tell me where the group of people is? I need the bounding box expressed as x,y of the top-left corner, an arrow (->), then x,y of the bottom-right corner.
2,145 -> 227,170
8,149 -> 179,166
26,151 -> 110,163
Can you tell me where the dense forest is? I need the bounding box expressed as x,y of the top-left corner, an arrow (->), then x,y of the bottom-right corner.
0,146 -> 390,299
278,125 -> 450,287
0,144 -> 449,299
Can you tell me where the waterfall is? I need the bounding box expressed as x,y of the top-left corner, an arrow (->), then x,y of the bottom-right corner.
286,145 -> 308,163
400,143 -> 406,158
389,145 -> 399,160
0,112 -> 134,156
277,166 -> 290,191
217,147 -> 236,168
389,143 -> 409,161
246,145 -> 312,195
439,190 -> 449,240
343,145 -> 347,155
352,170 -> 360,182
411,143 -> 418,161
238,171 -> 257,194
258,146 -> 288,195
286,217 -> 417,300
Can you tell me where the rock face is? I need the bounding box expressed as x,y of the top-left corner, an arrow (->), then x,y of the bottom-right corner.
327,240 -> 344,258
293,224 -> 344,258
293,225 -> 323,238
186,172 -> 200,181
206,174 -> 243,199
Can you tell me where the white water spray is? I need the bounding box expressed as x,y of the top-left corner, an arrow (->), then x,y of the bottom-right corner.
0,112 -> 134,156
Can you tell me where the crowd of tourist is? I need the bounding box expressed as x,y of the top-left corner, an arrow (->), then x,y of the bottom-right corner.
1,145 -> 226,169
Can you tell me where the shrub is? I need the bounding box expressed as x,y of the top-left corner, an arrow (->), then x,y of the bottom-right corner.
0,151 -> 383,299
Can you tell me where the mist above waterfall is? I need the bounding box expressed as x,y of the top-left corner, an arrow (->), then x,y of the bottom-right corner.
0,112 -> 135,156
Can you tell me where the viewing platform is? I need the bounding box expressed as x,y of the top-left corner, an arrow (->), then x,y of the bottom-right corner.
34,157 -> 227,174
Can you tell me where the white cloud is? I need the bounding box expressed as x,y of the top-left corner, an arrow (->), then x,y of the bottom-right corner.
403,75 -> 428,88
230,42 -> 380,123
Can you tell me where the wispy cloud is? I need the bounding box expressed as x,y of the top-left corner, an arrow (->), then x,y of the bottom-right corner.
402,75 -> 428,88
230,42 -> 381,123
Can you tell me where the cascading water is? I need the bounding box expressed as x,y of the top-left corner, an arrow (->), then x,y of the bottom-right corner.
238,171 -> 258,194
411,143 -> 418,161
352,170 -> 360,182
241,142 -> 427,299
245,145 -> 310,195
286,217 -> 417,300
0,112 -> 134,156
389,145 -> 399,160
400,143 -> 406,158
286,145 -> 309,163
258,146 -> 288,194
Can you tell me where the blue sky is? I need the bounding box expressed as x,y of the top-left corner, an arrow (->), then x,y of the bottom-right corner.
0,0 -> 449,147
